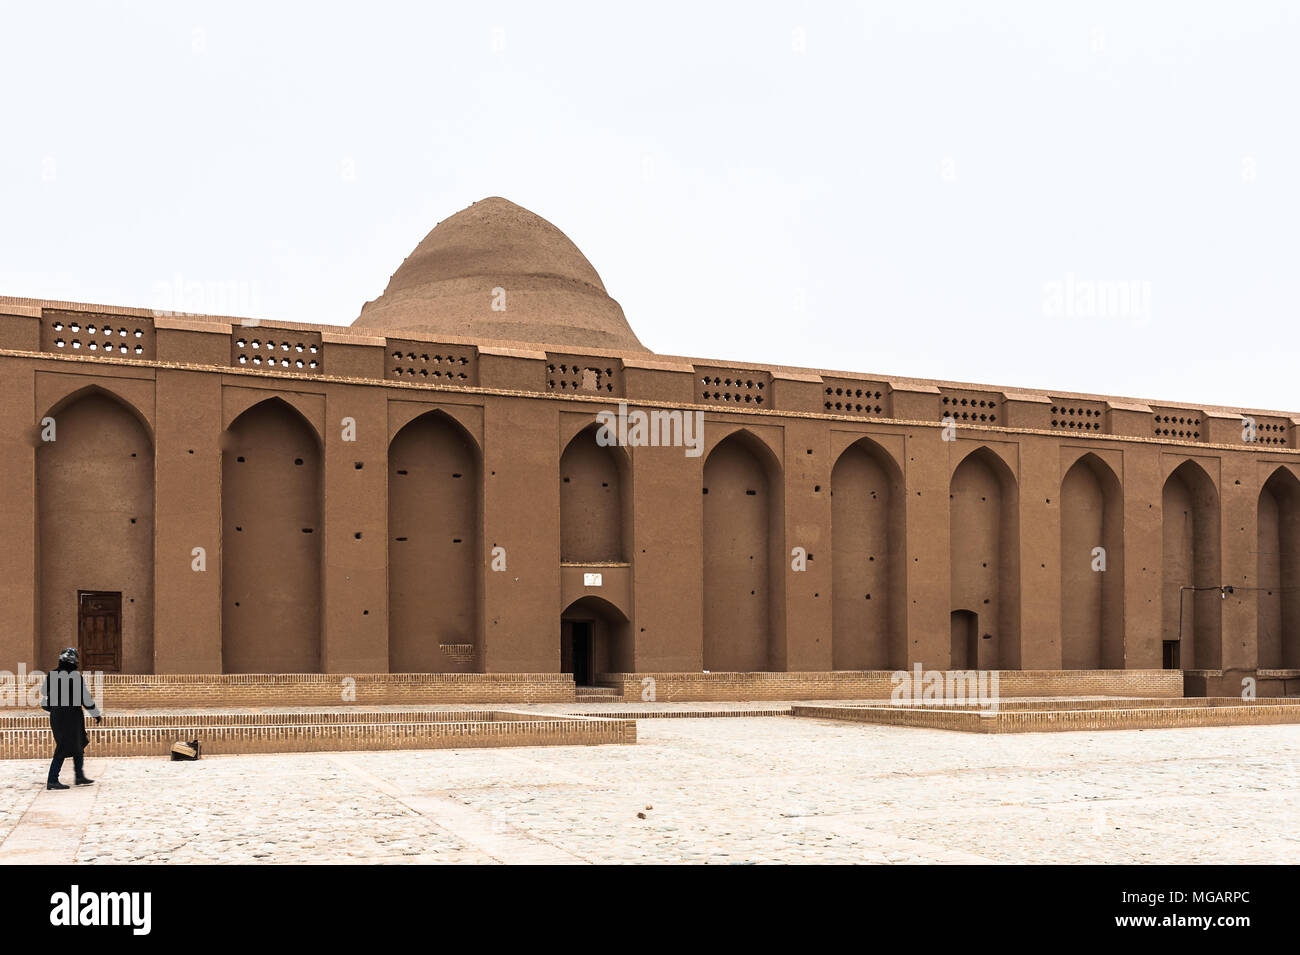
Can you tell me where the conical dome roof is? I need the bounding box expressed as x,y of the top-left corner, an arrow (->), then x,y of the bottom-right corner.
353,197 -> 647,351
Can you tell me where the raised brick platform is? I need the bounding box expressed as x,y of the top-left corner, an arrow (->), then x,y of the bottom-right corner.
0,709 -> 635,759
1,670 -> 1191,710
599,669 -> 1184,702
0,670 -> 1228,755
67,673 -> 579,709
793,698 -> 1300,734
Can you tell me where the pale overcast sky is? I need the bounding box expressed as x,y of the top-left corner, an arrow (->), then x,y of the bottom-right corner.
2,2 -> 1297,411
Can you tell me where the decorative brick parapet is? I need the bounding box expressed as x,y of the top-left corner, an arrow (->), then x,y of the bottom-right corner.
598,670 -> 1184,702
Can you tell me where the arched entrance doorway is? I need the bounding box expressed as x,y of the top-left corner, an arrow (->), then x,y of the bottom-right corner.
560,596 -> 631,686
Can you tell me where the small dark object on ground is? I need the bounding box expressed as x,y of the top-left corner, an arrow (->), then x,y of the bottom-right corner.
170,740 -> 202,761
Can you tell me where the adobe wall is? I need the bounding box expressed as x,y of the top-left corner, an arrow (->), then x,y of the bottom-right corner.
2,301 -> 1299,694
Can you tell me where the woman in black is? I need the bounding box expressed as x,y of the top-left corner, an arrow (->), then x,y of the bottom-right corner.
41,647 -> 102,790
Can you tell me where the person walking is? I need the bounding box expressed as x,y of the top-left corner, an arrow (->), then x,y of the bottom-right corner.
41,647 -> 102,790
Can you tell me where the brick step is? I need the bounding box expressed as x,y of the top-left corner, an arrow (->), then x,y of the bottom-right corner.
574,686 -> 623,700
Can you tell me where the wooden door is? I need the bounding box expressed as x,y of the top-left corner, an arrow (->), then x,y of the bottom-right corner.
78,590 -> 122,673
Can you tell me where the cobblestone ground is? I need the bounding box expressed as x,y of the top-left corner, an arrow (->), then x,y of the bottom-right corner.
2,717 -> 1298,864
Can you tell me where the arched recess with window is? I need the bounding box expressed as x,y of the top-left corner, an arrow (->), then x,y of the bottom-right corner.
1257,467 -> 1300,669
1059,453 -> 1124,669
949,446 -> 1020,669
221,397 -> 322,673
1161,460 -> 1220,670
830,437 -> 905,669
702,429 -> 783,672
38,387 -> 155,673
388,410 -> 481,672
560,424 -> 629,563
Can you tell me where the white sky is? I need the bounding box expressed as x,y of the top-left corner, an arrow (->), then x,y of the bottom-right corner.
2,1 -> 1297,411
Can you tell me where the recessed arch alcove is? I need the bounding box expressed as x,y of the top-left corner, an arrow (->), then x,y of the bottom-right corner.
221,397 -> 322,673
702,429 -> 783,672
949,447 -> 1020,669
38,387 -> 155,673
560,424 -> 629,563
1161,460 -> 1220,670
830,437 -> 904,669
388,410 -> 481,672
1257,467 -> 1300,670
1059,453 -> 1124,669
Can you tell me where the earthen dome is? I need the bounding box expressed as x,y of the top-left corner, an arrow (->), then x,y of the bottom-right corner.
353,197 -> 647,352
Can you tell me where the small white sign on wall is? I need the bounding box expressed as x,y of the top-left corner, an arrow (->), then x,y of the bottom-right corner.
583,573 -> 603,587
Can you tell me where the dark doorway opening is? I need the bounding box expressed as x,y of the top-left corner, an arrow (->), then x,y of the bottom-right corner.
1162,639 -> 1181,670
950,610 -> 978,669
561,620 -> 595,686
571,621 -> 593,686
78,590 -> 122,673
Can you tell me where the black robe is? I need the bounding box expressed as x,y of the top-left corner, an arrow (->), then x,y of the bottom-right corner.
41,663 -> 99,758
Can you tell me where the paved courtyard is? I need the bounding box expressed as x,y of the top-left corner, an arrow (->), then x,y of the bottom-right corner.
1,715 -> 1297,864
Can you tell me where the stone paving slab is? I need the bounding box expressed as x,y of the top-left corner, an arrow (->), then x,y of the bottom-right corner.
0,781 -> 99,863
0,717 -> 1296,864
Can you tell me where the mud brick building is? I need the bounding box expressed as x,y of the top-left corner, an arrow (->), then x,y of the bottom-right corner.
2,197 -> 1297,697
